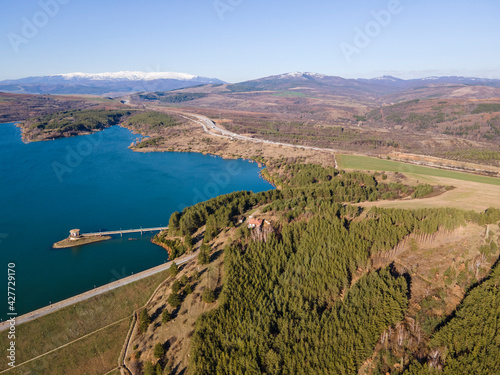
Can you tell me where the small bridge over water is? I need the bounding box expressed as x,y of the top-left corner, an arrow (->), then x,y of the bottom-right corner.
81,227 -> 168,237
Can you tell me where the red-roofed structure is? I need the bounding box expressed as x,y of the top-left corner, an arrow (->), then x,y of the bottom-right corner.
247,218 -> 264,228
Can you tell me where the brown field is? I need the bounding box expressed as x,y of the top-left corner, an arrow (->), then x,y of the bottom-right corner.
359,172 -> 500,211
127,84 -> 500,165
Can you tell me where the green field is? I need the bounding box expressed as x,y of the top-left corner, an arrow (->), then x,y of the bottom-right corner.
337,154 -> 500,186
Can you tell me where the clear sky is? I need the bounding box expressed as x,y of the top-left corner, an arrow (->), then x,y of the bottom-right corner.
1,0 -> 499,82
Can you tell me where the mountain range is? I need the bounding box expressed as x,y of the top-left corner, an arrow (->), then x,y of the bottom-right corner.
0,71 -> 225,96
225,72 -> 500,99
1,71 -> 500,97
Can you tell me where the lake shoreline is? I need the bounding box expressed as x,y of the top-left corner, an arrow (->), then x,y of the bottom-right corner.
1,122 -> 273,315
53,235 -> 112,249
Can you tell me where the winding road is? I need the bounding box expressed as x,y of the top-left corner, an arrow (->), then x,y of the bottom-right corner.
190,113 -> 339,168
146,105 -> 339,168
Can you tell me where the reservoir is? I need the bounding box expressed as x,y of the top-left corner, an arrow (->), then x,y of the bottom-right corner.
0,123 -> 273,316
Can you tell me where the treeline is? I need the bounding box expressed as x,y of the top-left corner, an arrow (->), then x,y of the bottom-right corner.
406,260 -> 500,374
28,109 -> 131,132
168,190 -> 281,238
262,162 -> 431,202
439,149 -> 500,164
152,231 -> 186,258
471,103 -> 500,114
125,111 -> 180,129
160,93 -> 208,103
167,172 -> 399,242
134,136 -> 164,149
167,164 -> 492,256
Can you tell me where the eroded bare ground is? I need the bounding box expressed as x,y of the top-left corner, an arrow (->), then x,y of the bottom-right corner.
360,222 -> 500,374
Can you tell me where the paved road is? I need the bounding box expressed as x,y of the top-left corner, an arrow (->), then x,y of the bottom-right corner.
0,253 -> 195,332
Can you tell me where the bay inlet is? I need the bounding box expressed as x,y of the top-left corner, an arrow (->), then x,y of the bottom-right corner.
0,123 -> 273,316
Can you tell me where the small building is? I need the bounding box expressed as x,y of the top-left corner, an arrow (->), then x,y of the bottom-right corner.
248,218 -> 263,229
69,229 -> 81,241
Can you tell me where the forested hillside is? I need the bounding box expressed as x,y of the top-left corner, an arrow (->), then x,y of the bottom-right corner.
189,205 -> 410,374
145,163 -> 500,374
22,108 -> 132,141
187,202 -> 499,374
406,261 -> 500,374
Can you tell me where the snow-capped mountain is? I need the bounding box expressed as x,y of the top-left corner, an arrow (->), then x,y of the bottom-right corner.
275,72 -> 328,79
0,71 -> 225,95
226,72 -> 500,99
55,71 -> 199,81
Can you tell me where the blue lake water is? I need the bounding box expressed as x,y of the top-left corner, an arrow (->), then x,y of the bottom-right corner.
0,123 -> 273,316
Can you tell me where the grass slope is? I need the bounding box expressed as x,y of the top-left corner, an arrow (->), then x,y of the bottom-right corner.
7,319 -> 130,375
0,269 -> 171,372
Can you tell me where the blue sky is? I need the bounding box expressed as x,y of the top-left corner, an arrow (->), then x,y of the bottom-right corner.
1,0 -> 499,82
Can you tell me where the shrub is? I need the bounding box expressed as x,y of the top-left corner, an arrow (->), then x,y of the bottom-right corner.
168,293 -> 181,308
184,283 -> 193,295
202,288 -> 216,303
138,309 -> 150,333
169,262 -> 179,277
162,310 -> 171,323
154,342 -> 165,358
171,280 -> 181,293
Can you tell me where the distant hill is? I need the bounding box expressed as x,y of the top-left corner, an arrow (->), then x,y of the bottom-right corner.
0,71 -> 225,96
129,72 -> 500,165
3,71 -> 499,98
226,72 -> 500,99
